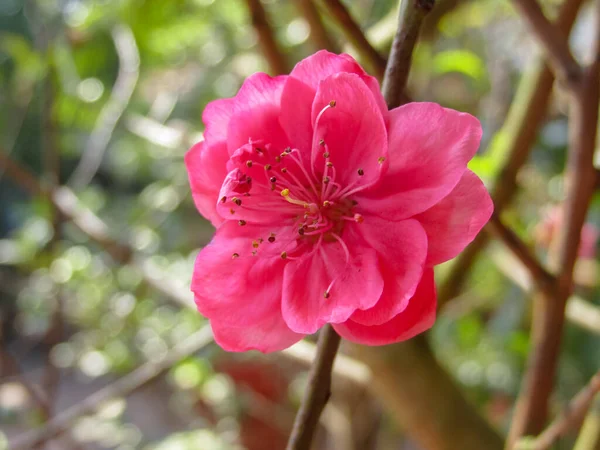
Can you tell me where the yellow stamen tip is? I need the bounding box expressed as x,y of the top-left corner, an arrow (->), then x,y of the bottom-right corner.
281,188 -> 290,197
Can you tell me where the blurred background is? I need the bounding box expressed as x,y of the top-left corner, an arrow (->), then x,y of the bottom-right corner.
1,0 -> 599,449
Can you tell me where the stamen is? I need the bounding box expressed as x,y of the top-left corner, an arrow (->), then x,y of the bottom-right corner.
357,168 -> 364,176
264,164 -> 272,170
238,220 -> 247,226
281,251 -> 287,259
329,100 -> 336,107
232,197 -> 242,206
229,209 -> 235,215
270,176 -> 277,183
220,196 -> 227,203
378,156 -> 386,164
246,160 -> 253,168
252,241 -> 259,248
232,253 -> 239,259
319,139 -> 325,146
268,235 -> 276,243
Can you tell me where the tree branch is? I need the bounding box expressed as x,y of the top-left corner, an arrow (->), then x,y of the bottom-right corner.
438,0 -> 586,308
286,325 -> 341,450
507,1 -> 600,442
352,337 -> 504,450
319,0 -> 387,79
573,393 -> 600,450
518,371 -> 600,450
244,0 -> 289,75
9,325 -> 214,450
298,0 -> 338,52
512,0 -> 582,88
486,213 -> 555,294
382,0 -> 435,109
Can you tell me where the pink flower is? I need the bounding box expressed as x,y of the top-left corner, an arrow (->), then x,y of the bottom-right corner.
186,51 -> 493,352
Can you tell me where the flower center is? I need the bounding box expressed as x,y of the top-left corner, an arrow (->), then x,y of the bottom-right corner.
220,100 -> 382,298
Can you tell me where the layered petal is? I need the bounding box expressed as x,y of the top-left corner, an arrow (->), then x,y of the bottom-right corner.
349,218 -> 427,325
225,73 -> 291,155
311,73 -> 388,189
333,269 -> 436,345
282,232 -> 384,334
355,102 -> 482,220
185,141 -> 229,226
415,170 -> 494,265
192,222 -> 293,325
211,315 -> 303,353
279,50 -> 387,157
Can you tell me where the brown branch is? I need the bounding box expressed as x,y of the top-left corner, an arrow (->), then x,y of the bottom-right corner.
573,393 -> 600,450
352,337 -> 504,450
522,372 -> 600,450
68,25 -> 139,188
382,0 -> 435,109
244,0 -> 288,75
486,213 -> 555,294
9,325 -> 214,450
319,0 -> 387,79
507,3 -> 600,443
512,0 -> 582,88
286,325 -> 341,450
297,0 -> 338,52
438,0 -> 586,308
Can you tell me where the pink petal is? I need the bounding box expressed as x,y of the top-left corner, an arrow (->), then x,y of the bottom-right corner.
415,170 -> 493,265
282,231 -> 384,334
210,316 -> 303,353
191,222 -> 303,352
185,141 -> 230,226
349,218 -> 428,326
202,97 -> 235,145
310,73 -> 388,189
279,51 -> 387,157
333,269 -> 436,345
225,73 -> 291,155
192,222 -> 288,325
355,102 -> 482,220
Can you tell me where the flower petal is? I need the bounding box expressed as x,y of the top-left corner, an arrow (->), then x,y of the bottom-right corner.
282,233 -> 384,334
355,102 -> 482,220
349,218 -> 427,326
192,222 -> 293,326
310,73 -> 388,189
210,317 -> 303,353
225,73 -> 291,155
185,141 -> 230,226
415,170 -> 493,265
279,51 -> 387,157
333,269 -> 436,345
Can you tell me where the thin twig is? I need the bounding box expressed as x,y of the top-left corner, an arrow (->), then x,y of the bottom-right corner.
244,0 -> 288,75
286,325 -> 342,450
319,0 -> 387,79
382,0 -> 435,109
438,0 -> 586,308
298,0 -> 338,52
573,393 -> 600,450
518,372 -> 600,450
508,0 -> 600,443
9,325 -> 214,450
512,0 -> 582,88
486,213 -> 555,294
68,25 -> 139,188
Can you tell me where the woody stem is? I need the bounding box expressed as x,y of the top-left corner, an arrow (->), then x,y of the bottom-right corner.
286,325 -> 342,450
